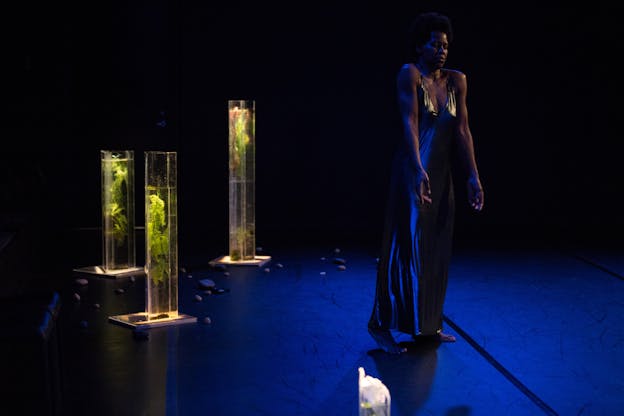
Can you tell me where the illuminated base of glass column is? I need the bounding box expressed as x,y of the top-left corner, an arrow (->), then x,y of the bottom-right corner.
72,265 -> 145,279
108,312 -> 197,329
209,255 -> 272,267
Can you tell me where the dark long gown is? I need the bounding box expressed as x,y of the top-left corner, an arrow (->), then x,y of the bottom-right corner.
369,71 -> 457,336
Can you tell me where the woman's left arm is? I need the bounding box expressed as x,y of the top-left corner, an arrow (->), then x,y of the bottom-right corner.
454,71 -> 484,211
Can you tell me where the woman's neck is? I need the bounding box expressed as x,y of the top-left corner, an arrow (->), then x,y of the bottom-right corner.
415,62 -> 442,80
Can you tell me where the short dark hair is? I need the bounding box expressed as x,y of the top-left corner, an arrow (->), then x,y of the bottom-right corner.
407,12 -> 453,60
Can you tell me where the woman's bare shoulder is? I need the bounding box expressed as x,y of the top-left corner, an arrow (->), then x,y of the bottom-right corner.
398,63 -> 422,85
445,69 -> 467,84
399,63 -> 421,75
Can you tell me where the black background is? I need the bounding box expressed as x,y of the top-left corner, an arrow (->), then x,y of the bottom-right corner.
3,1 -> 622,260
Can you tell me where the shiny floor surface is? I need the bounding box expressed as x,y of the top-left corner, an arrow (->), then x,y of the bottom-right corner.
58,243 -> 624,416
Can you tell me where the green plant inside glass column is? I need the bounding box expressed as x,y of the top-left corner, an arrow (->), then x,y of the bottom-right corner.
145,151 -> 178,319
228,100 -> 256,261
101,150 -> 136,271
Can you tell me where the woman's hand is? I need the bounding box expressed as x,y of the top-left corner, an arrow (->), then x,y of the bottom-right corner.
415,169 -> 432,205
467,175 -> 484,211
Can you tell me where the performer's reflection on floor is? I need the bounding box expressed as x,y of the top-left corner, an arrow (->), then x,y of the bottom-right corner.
368,338 -> 442,415
369,337 -> 472,415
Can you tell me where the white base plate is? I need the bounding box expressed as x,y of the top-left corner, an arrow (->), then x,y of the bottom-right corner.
73,265 -> 145,279
209,255 -> 272,267
108,312 -> 197,329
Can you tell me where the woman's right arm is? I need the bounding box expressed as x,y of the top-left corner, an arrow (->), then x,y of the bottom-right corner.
397,64 -> 431,205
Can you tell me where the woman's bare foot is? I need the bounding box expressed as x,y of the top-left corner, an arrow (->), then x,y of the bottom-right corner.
438,332 -> 456,342
368,326 -> 407,354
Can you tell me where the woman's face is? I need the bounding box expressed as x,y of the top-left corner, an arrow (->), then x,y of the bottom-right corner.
418,31 -> 449,70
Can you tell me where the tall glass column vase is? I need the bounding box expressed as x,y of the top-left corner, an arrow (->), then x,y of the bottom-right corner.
73,150 -> 144,278
109,151 -> 195,329
211,100 -> 270,267
145,151 -> 178,319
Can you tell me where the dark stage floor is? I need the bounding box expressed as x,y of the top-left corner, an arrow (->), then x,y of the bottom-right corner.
45,238 -> 624,415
